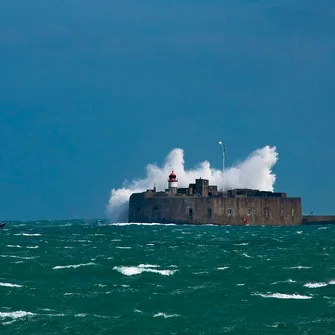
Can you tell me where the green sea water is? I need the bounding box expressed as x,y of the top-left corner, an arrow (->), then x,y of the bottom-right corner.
0,221 -> 334,334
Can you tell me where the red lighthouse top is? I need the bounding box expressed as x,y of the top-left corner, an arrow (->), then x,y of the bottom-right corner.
168,170 -> 178,182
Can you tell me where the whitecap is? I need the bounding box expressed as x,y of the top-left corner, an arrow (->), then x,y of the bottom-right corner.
329,280 -> 335,285
134,309 -> 143,313
113,265 -> 177,276
115,246 -> 131,249
271,279 -> 296,285
217,267 -> 229,270
234,243 -> 249,246
287,266 -> 311,269
53,262 -> 96,270
0,311 -> 35,319
6,245 -> 22,248
138,264 -> 159,268
304,282 -> 328,288
236,284 -> 245,286
253,292 -> 312,299
26,246 -> 39,249
153,312 -> 180,318
242,253 -> 252,258
0,282 -> 22,288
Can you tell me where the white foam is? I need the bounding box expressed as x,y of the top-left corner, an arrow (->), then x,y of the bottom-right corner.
53,262 -> 96,270
329,280 -> 335,285
106,146 -> 278,221
254,293 -> 312,299
0,311 -> 35,319
134,309 -> 143,313
153,312 -> 180,318
6,245 -> 22,248
304,282 -> 328,288
116,246 -> 131,249
242,253 -> 252,258
234,243 -> 249,246
138,264 -> 159,268
287,266 -> 311,269
271,279 -> 296,285
217,267 -> 229,270
297,231 -> 303,234
27,246 -> 39,249
113,264 -> 177,276
236,284 -> 245,286
0,282 -> 23,288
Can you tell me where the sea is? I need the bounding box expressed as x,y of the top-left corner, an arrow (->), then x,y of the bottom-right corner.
0,220 -> 334,334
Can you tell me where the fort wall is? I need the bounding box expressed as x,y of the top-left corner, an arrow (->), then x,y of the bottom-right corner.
129,194 -> 302,226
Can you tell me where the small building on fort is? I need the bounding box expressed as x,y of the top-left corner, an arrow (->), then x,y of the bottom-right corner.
128,171 -> 302,226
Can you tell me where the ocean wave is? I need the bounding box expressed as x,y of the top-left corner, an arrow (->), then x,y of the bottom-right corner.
1,255 -> 37,260
53,262 -> 96,270
217,267 -> 229,270
253,292 -> 312,299
113,264 -> 177,276
14,233 -> 41,236
153,312 -> 180,318
329,280 -> 335,285
115,246 -> 131,249
0,282 -> 23,288
286,266 -> 312,269
0,310 -> 34,319
271,279 -> 296,285
304,282 -> 328,288
108,222 -> 176,226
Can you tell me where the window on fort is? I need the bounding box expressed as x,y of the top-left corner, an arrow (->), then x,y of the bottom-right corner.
291,208 -> 295,216
188,208 -> 193,219
207,208 -> 212,218
247,207 -> 252,216
152,206 -> 159,212
264,208 -> 269,218
227,208 -> 232,216
280,207 -> 284,217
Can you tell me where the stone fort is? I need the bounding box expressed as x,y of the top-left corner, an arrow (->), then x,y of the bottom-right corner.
128,171 -> 303,226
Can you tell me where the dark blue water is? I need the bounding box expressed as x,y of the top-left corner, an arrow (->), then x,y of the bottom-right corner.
1,221 -> 334,334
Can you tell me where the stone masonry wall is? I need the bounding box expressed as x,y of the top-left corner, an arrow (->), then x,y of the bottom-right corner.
128,194 -> 302,226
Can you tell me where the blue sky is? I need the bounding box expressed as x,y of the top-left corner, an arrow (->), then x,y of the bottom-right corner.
0,0 -> 334,220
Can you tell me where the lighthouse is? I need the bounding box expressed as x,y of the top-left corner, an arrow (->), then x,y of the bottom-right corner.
168,170 -> 178,195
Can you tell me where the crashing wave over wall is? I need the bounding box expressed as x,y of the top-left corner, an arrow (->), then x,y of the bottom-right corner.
106,146 -> 278,222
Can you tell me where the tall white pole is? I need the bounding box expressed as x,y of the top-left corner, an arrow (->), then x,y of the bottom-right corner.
218,141 -> 225,192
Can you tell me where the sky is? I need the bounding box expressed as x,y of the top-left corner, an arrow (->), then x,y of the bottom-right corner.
0,0 -> 334,220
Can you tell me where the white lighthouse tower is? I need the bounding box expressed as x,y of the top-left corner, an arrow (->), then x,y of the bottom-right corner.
168,170 -> 178,195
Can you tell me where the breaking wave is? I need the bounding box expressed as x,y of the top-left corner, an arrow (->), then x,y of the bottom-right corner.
113,264 -> 177,276
253,293 -> 312,300
52,263 -> 96,270
106,146 -> 278,221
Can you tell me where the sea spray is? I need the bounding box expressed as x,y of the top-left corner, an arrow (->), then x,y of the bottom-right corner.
106,145 -> 278,221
